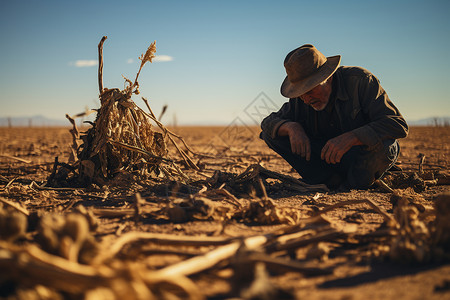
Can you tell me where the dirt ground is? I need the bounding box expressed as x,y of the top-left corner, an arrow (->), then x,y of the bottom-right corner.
0,125 -> 449,300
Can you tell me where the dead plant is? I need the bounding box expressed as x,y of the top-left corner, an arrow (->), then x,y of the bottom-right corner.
48,37 -> 198,187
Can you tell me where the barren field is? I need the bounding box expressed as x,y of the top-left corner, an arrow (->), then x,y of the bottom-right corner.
1,125 -> 449,300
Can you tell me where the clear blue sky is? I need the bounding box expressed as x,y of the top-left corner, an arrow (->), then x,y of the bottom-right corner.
1,0 -> 449,125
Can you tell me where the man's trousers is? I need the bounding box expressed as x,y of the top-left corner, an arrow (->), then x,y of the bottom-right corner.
260,131 -> 399,189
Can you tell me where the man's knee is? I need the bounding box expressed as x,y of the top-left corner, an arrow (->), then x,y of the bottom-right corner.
347,140 -> 399,189
259,131 -> 291,153
259,131 -> 270,143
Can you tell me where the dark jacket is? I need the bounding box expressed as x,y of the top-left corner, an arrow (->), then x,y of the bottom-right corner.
261,66 -> 409,150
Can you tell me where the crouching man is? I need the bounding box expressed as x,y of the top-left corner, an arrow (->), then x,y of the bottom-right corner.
260,44 -> 408,190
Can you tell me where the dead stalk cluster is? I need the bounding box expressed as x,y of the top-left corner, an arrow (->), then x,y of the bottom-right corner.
50,37 -> 198,188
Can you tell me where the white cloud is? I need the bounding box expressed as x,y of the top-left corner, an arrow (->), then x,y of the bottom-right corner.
126,58 -> 134,64
70,60 -> 98,67
153,55 -> 173,62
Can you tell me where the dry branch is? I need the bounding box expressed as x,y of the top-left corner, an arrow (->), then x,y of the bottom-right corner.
94,231 -> 234,264
0,243 -> 203,299
375,179 -> 394,193
317,198 -> 395,225
151,235 -> 270,279
419,154 -> 426,174
0,244 -> 114,293
0,154 -> 31,164
30,181 -> 80,191
1,176 -> 17,191
242,252 -> 333,276
98,36 -> 107,94
266,228 -> 348,253
213,188 -> 243,208
0,197 -> 29,216
236,164 -> 329,194
92,208 -> 139,218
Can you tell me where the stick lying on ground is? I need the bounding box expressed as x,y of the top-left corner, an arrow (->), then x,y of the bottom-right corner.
236,164 -> 329,194
0,197 -> 29,216
0,154 -> 31,164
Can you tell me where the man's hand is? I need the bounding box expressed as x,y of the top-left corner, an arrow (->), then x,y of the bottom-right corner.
278,122 -> 311,161
321,131 -> 363,164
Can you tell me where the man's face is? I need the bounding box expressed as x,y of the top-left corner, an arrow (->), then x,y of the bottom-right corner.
299,78 -> 333,111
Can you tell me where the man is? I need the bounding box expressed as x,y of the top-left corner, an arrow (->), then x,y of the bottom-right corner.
260,44 -> 408,190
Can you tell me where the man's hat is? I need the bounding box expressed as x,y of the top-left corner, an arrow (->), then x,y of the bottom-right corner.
280,44 -> 341,98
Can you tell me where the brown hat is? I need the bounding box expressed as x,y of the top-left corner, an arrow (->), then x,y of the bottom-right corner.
280,44 -> 341,98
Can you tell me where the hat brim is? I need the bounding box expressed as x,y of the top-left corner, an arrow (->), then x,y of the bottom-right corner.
280,55 -> 341,98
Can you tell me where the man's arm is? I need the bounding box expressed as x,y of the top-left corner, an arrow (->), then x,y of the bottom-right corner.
351,72 -> 408,149
261,99 -> 312,160
260,99 -> 297,139
278,121 -> 311,161
321,131 -> 363,164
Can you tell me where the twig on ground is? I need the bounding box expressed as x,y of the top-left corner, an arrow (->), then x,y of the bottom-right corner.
419,154 -> 426,174
317,198 -> 395,225
0,154 -> 31,164
258,177 -> 269,200
91,207 -> 159,218
235,164 -> 329,194
214,188 -> 243,208
0,244 -> 114,293
375,179 -> 394,193
1,176 -> 18,191
0,197 -> 29,216
30,181 -> 81,191
1,243 -> 203,299
93,231 -> 235,264
245,252 -> 334,276
134,193 -> 143,223
150,235 -> 270,279
266,228 -> 348,253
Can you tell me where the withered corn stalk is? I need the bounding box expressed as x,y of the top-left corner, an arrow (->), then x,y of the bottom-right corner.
0,242 -> 203,300
57,36 -> 198,186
